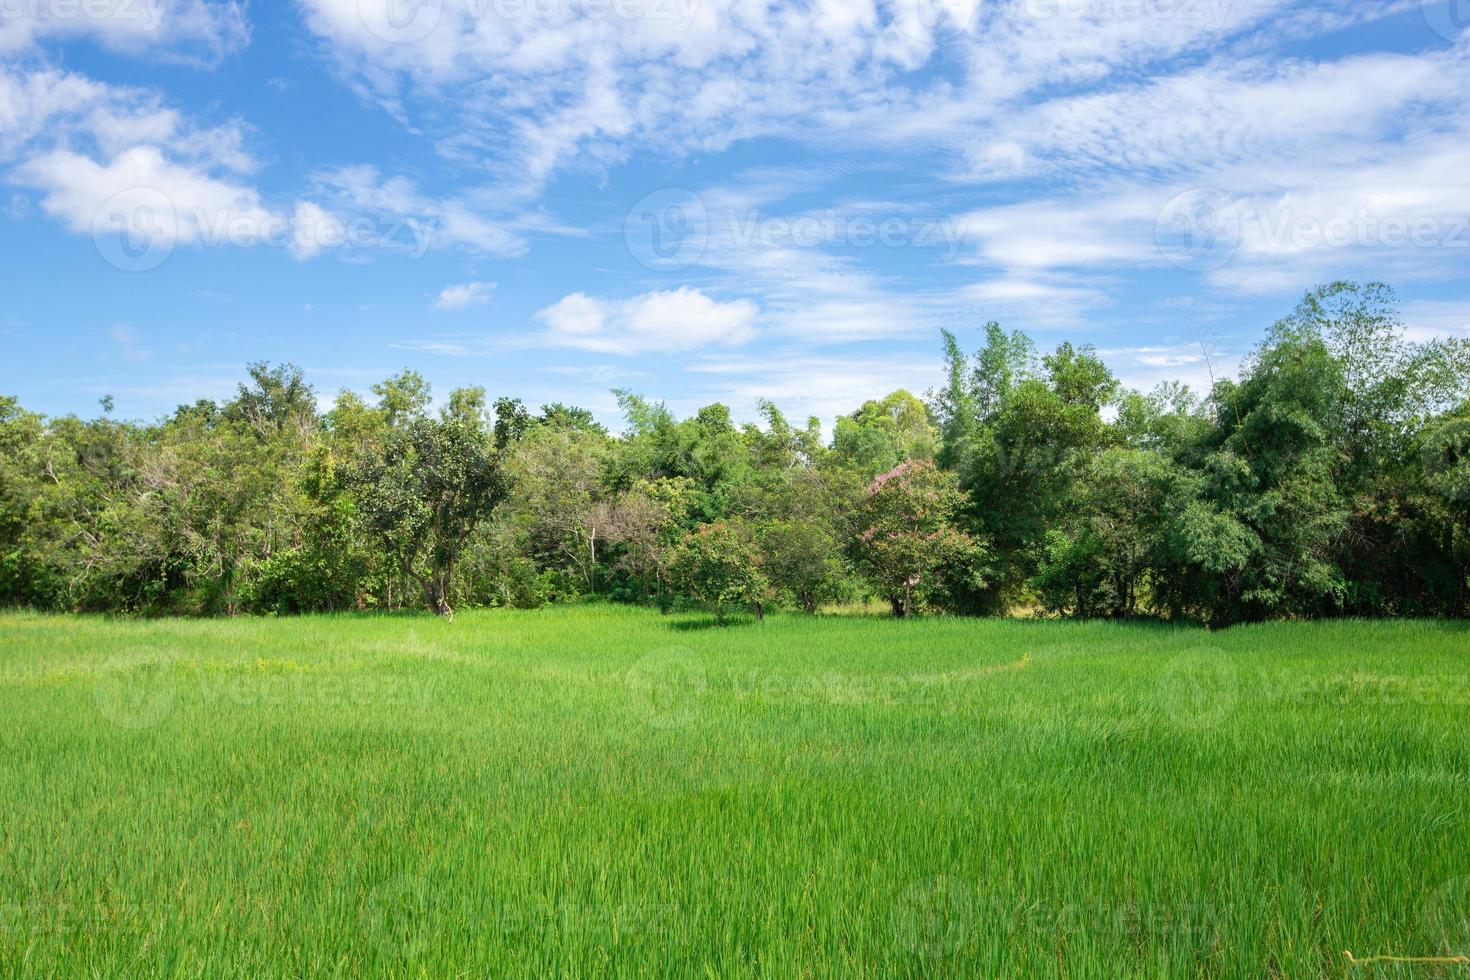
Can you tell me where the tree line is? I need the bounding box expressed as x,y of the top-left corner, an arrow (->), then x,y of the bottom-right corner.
2,281 -> 1468,624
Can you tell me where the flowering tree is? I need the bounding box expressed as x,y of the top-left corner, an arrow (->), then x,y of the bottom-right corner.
857,460 -> 987,617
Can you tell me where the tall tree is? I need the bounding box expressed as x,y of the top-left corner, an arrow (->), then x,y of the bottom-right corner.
346,382 -> 515,616
833,389 -> 937,478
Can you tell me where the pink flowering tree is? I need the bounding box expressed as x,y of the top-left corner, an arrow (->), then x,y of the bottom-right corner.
856,460 -> 987,617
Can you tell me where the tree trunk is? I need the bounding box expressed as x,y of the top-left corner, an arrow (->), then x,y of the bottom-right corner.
431,570 -> 454,618
587,530 -> 597,593
890,595 -> 907,618
407,558 -> 454,618
753,601 -> 764,622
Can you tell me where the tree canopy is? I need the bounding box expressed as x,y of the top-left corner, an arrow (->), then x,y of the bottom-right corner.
2,281 -> 1466,622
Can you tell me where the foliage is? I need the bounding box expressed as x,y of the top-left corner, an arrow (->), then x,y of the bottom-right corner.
855,461 -> 987,616
343,383 -> 513,617
1,280 -> 1466,621
832,389 -> 937,479
670,519 -> 769,620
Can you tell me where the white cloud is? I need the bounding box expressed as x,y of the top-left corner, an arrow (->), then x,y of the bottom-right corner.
0,66 -> 463,263
687,351 -> 943,431
537,292 -> 607,336
307,165 -> 533,256
1,64 -> 282,261
300,0 -> 1367,197
18,145 -> 273,249
432,280 -> 495,311
536,287 -> 758,353
944,44 -> 1470,304
0,64 -> 249,166
108,322 -> 149,362
954,49 -> 1465,185
290,201 -> 346,259
958,274 -> 1113,330
1402,300 -> 1470,344
0,0 -> 248,64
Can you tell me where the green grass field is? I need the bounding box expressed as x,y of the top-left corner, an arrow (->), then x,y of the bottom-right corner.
1,607 -> 1468,978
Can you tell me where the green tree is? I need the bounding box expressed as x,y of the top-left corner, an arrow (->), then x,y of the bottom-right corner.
958,339 -> 1118,609
1032,448 -> 1179,618
737,464 -> 861,614
346,382 -> 514,616
833,389 -> 937,478
504,424 -> 613,592
603,477 -> 696,609
670,519 -> 769,621
856,460 -> 986,617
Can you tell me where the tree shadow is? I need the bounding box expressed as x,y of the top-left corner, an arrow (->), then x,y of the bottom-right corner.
666,616 -> 760,632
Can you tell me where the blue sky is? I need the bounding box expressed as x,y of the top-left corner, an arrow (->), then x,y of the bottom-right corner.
2,0 -> 1468,427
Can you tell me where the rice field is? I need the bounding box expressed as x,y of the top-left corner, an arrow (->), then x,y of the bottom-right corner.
1,606 -> 1467,977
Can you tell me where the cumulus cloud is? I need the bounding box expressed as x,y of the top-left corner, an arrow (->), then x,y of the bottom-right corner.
536,287 -> 758,353
18,145 -> 272,249
432,280 -> 495,310
0,66 -> 457,263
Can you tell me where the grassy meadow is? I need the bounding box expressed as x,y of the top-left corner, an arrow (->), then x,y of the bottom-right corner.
1,606 -> 1468,977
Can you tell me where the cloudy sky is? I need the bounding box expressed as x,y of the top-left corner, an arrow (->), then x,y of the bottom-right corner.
2,0 -> 1467,425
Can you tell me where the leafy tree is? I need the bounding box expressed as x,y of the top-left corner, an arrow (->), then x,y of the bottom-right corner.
1420,411 -> 1470,610
757,520 -> 849,613
346,383 -> 513,616
1032,449 -> 1179,618
972,321 -> 1038,420
933,330 -> 980,471
504,424 -> 614,592
958,340 -> 1118,609
1193,323 -> 1350,622
0,397 -> 54,606
603,477 -> 696,608
736,464 -> 861,614
856,461 -> 986,617
670,519 -> 769,621
2,280 -> 1467,624
538,402 -> 607,435
226,362 -> 317,440
745,400 -> 826,472
833,389 -> 938,478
